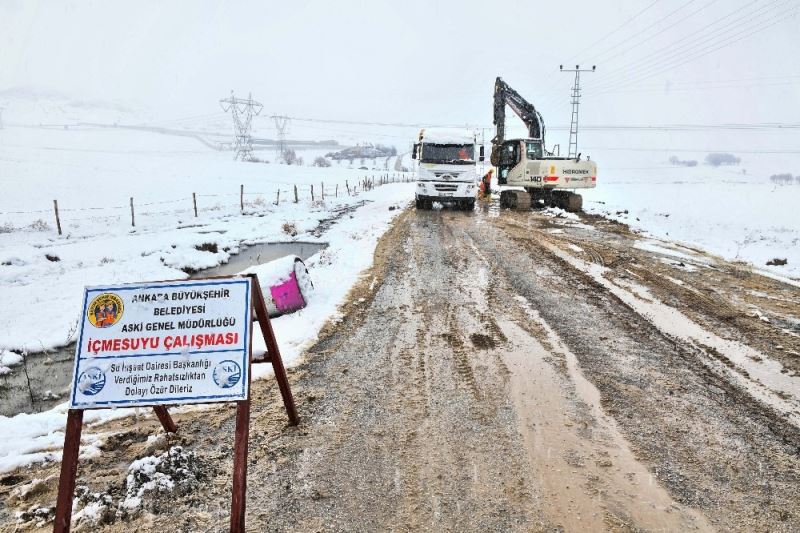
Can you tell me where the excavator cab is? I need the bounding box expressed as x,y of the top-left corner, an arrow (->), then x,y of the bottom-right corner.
497,140 -> 519,185
497,139 -> 546,184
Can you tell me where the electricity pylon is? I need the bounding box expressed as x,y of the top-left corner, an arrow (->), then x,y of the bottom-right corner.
219,91 -> 263,161
271,115 -> 290,162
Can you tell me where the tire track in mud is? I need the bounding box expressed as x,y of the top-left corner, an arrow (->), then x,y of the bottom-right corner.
476,209 -> 800,531
442,213 -> 710,531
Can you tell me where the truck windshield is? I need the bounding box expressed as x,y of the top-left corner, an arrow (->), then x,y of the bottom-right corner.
421,144 -> 474,164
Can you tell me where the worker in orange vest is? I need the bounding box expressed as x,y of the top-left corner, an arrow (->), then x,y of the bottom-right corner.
479,169 -> 493,197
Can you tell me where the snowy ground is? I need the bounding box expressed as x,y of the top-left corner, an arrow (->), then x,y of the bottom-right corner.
581,150 -> 800,280
2,97 -> 799,475
0,179 -> 413,473
0,124 -> 409,352
0,113 -> 413,473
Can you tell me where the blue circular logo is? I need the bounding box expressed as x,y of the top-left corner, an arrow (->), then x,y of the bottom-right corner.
77,367 -> 106,396
213,360 -> 241,389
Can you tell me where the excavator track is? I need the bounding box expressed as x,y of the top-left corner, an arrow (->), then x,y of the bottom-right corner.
499,189 -> 583,212
499,190 -> 532,210
555,191 -> 583,212
531,189 -> 583,213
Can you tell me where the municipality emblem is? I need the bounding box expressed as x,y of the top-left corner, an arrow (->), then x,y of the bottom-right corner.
88,293 -> 124,328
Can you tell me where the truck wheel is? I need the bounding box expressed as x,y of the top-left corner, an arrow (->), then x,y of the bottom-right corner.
415,198 -> 422,209
466,199 -> 475,211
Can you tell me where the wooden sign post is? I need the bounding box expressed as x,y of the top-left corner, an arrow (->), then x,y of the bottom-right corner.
53,273 -> 297,533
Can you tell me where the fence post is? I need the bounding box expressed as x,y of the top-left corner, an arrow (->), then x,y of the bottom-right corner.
335,183 -> 338,198
346,180 -> 350,196
193,193 -> 198,217
321,182 -> 324,200
240,184 -> 244,213
294,185 -> 298,203
130,197 -> 135,227
53,199 -> 62,236
275,189 -> 280,205
311,184 -> 315,202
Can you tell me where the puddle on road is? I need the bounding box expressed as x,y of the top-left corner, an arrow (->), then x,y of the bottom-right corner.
0,241 -> 327,417
496,307 -> 712,531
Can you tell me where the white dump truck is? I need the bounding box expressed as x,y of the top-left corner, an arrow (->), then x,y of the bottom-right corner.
411,128 -> 484,210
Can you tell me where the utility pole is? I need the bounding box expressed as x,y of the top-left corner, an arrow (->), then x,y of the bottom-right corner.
219,91 -> 263,162
560,64 -> 595,158
271,115 -> 290,163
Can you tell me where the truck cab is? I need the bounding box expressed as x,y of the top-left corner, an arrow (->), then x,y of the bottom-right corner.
412,128 -> 484,210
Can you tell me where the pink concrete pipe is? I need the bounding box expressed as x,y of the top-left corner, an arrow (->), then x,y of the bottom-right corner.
263,256 -> 313,317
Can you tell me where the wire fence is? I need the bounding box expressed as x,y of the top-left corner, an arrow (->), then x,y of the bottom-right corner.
0,173 -> 414,235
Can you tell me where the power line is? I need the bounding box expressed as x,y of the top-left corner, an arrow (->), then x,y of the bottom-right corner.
256,112 -> 800,133
569,0 -> 663,62
547,122 -> 800,131
278,114 -> 482,130
582,146 -> 800,154
584,78 -> 800,96
606,74 -> 800,88
590,0 -> 699,62
590,0 -> 769,87
591,0 -> 795,93
533,0 -> 665,111
593,0 -> 722,68
596,5 -> 799,95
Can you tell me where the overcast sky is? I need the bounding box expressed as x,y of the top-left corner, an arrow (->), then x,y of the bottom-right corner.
2,0 -> 799,147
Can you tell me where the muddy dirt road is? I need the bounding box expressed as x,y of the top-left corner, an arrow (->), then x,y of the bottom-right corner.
3,204 -> 799,532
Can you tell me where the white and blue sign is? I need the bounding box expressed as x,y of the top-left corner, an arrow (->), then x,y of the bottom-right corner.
69,277 -> 252,409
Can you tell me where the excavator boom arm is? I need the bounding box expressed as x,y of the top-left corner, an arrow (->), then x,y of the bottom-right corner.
492,77 -> 545,149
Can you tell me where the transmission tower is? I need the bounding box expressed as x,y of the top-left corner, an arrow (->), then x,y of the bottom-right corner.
271,115 -> 290,163
219,91 -> 263,161
560,64 -> 595,158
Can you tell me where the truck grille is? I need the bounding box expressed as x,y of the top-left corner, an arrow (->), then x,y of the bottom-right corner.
433,183 -> 459,192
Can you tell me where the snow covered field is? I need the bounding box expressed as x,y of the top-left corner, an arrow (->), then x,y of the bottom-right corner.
0,123 -> 409,352
0,180 -> 412,473
582,149 -> 800,280
0,117 -> 416,471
